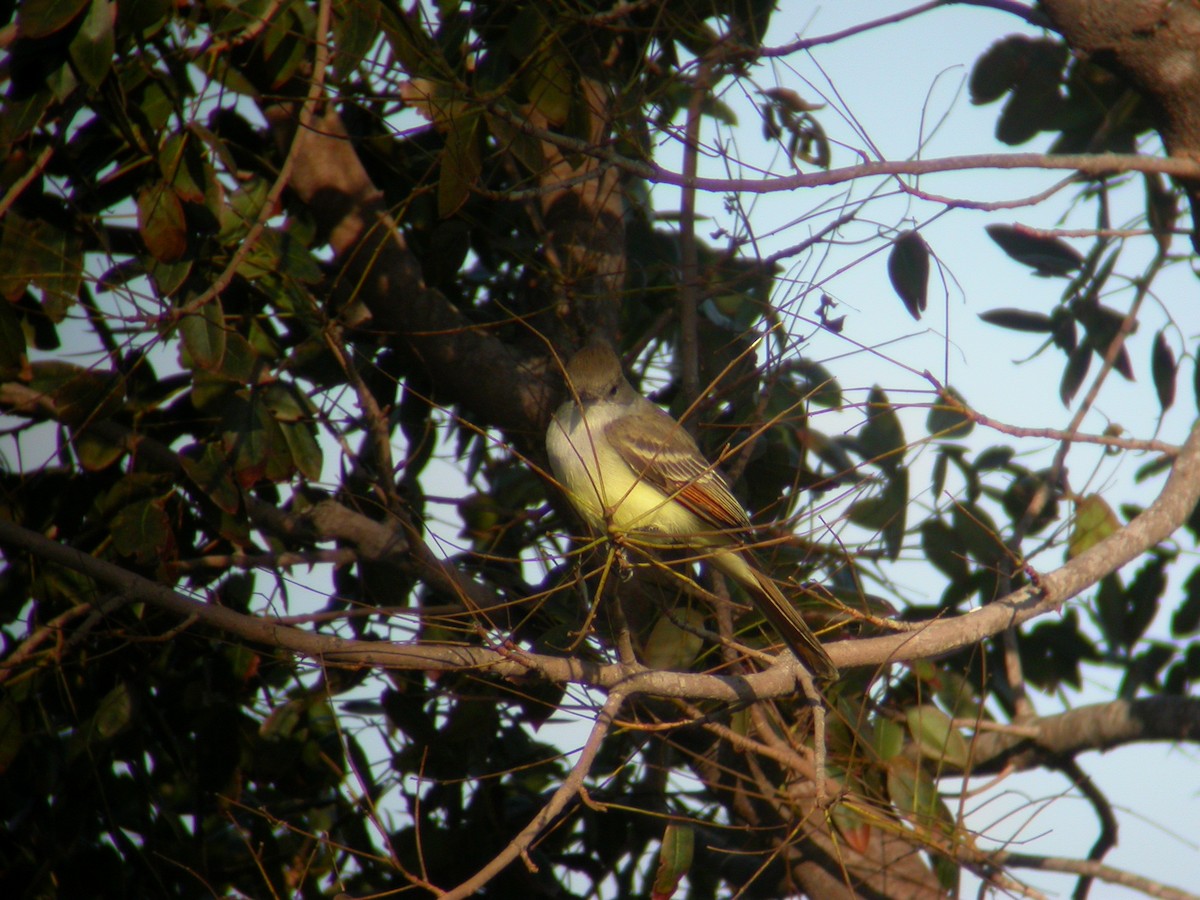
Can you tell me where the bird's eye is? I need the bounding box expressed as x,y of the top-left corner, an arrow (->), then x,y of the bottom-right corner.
607,383 -> 618,397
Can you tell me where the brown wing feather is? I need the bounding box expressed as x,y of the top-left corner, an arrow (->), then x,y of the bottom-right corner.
604,410 -> 750,533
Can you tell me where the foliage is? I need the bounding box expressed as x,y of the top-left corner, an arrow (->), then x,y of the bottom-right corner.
2,1 -> 1199,898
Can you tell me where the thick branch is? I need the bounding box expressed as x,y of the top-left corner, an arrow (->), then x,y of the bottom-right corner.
834,419 -> 1200,669
958,696 -> 1200,775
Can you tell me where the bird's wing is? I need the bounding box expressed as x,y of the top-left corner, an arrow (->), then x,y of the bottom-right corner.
604,409 -> 751,534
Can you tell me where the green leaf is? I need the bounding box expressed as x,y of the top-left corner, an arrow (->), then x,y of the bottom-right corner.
792,358 -> 842,408
17,0 -> 89,38
848,467 -> 907,560
978,307 -> 1055,333
921,519 -> 969,581
523,42 -> 574,126
138,182 -> 188,263
985,223 -> 1082,276
1151,329 -> 1177,412
178,298 -> 227,371
951,502 -> 1003,566
110,497 -> 174,564
73,428 -> 125,471
1060,343 -> 1091,406
872,716 -> 904,761
887,230 -> 930,320
486,109 -> 546,176
652,824 -> 694,900
931,449 -> 948,499
859,385 -> 905,470
1123,556 -> 1166,648
332,0 -> 379,68
1172,569 -> 1200,637
906,705 -> 970,769
28,361 -> 123,428
969,36 -> 1028,104
279,421 -> 324,482
438,111 -> 481,218
68,0 -> 116,89
0,215 -> 85,318
926,386 -> 973,437
1068,494 -> 1119,559
180,442 -> 241,514
886,758 -> 946,829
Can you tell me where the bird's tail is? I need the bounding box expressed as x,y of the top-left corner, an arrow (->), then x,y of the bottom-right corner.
716,549 -> 837,679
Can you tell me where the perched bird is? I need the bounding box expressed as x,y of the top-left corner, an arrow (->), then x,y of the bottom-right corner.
546,342 -> 836,678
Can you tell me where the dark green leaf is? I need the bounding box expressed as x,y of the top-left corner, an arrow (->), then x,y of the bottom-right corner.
17,0 -> 89,38
73,428 -> 125,471
927,386 -> 973,437
950,502 -> 1003,566
985,224 -> 1082,276
1060,343 -> 1091,405
1123,556 -> 1166,648
279,420 -> 324,482
68,0 -> 116,89
974,446 -> 1014,470
333,0 -> 379,69
978,307 -> 1055,333
438,111 -> 481,218
969,36 -> 1027,104
110,497 -> 174,564
921,519 -> 969,581
859,386 -> 905,470
931,450 -> 948,499
138,182 -> 188,263
179,299 -> 227,371
1173,569 -> 1200,637
1021,609 -> 1097,690
887,230 -> 930,320
848,467 -> 907,560
1151,329 -> 1177,412
792,358 -> 842,408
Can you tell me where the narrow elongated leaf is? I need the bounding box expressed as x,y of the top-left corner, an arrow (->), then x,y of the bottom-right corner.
978,308 -> 1054,333
1151,330 -> 1177,412
1060,343 -> 1091,405
985,223 -> 1082,276
652,824 -> 694,900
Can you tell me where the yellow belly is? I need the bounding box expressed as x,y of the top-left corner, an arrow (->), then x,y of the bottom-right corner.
547,405 -> 710,543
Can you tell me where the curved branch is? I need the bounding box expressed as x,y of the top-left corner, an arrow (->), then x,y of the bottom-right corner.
834,419 -> 1200,670
958,696 -> 1200,776
5,394 -> 1200,709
